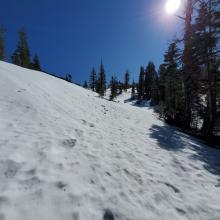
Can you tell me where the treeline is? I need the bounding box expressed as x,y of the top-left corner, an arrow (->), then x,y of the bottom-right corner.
85,0 -> 220,143
0,27 -> 41,71
84,62 -> 131,100
156,0 -> 220,142
83,63 -> 107,96
0,27 -> 74,83
137,0 -> 220,142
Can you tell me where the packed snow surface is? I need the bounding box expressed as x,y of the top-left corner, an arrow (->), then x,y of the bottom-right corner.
0,61 -> 220,220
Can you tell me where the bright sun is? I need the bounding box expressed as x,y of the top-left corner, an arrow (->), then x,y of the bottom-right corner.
165,0 -> 181,14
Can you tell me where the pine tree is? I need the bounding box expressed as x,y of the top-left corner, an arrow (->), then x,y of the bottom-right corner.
138,66 -> 145,100
12,28 -> 31,68
158,64 -> 166,103
32,54 -> 41,71
0,27 -> 6,61
159,42 -> 184,125
151,73 -> 159,106
109,75 -> 118,101
145,61 -> 157,100
89,67 -> 97,91
83,80 -> 88,89
124,70 -> 130,91
216,67 -> 220,134
65,74 -> 72,82
97,61 -> 106,97
131,80 -> 136,99
11,51 -> 20,65
157,0 -> 220,141
193,0 -> 220,136
182,0 -> 194,130
118,81 -> 123,95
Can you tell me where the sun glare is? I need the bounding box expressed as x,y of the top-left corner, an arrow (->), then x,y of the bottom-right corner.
165,0 -> 181,14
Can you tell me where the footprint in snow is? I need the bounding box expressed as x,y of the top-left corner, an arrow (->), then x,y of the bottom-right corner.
82,119 -> 87,125
1,159 -> 23,179
163,182 -> 180,193
123,168 -> 143,185
89,123 -> 95,127
19,176 -> 41,190
106,172 -> 111,177
81,120 -> 95,128
75,129 -> 83,138
62,139 -> 77,148
25,168 -> 36,176
103,209 -> 115,220
176,208 -> 186,215
17,88 -> 26,93
55,181 -> 67,190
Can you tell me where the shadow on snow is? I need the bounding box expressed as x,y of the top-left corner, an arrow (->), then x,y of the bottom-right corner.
149,124 -> 220,178
124,98 -> 156,109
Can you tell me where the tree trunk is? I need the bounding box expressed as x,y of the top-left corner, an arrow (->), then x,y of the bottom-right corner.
183,0 -> 193,130
201,0 -> 217,137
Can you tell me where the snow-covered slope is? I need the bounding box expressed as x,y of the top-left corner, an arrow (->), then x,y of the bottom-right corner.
105,89 -> 133,104
0,61 -> 220,220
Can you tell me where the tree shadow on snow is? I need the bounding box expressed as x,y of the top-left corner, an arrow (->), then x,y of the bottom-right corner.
149,124 -> 220,178
124,98 -> 156,110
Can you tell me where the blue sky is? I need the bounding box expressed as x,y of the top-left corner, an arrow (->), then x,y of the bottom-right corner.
1,0 -> 182,84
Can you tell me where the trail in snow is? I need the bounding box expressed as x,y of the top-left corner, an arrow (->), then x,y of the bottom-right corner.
0,61 -> 220,220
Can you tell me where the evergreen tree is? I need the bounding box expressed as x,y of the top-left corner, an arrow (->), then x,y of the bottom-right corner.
83,80 -> 88,89
216,68 -> 220,134
131,80 -> 136,99
109,75 -> 118,101
156,0 -> 220,142
32,54 -> 41,71
182,0 -> 194,130
89,67 -> 97,91
12,28 -> 31,68
124,70 -> 130,91
158,64 -> 166,103
118,81 -> 123,95
65,74 -> 72,82
138,66 -> 145,100
0,27 -> 6,61
151,73 -> 159,106
145,61 -> 157,100
11,51 -> 20,65
193,0 -> 220,136
97,61 -> 106,97
159,42 -> 183,125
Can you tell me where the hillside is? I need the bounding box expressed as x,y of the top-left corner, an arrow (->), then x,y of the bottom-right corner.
0,61 -> 220,220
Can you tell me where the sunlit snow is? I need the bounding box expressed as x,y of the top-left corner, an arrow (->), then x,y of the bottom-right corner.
0,61 -> 220,220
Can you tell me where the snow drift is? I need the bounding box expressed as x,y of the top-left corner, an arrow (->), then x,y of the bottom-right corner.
0,61 -> 220,220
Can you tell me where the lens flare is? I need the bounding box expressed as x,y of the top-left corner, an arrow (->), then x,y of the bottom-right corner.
165,0 -> 181,14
